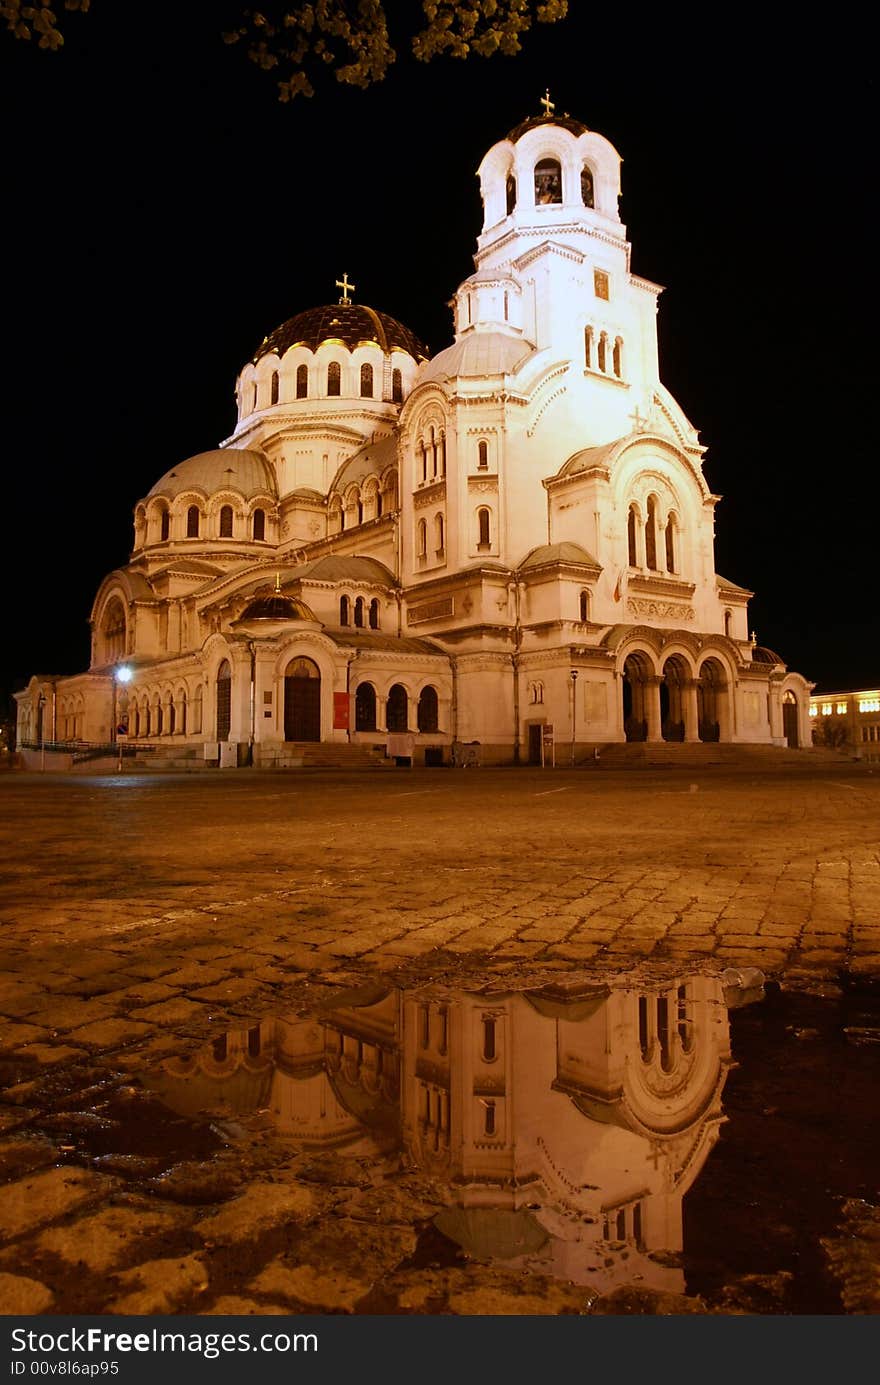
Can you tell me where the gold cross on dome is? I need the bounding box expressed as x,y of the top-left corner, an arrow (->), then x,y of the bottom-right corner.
540,89 -> 555,118
335,272 -> 356,304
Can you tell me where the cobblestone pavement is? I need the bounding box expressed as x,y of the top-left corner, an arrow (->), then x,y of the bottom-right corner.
1,763 -> 878,1315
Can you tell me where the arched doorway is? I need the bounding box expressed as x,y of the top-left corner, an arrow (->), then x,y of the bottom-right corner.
284,656 -> 321,742
355,682 -> 377,732
386,684 -> 408,732
660,656 -> 688,742
698,659 -> 726,742
622,653 -> 651,741
782,690 -> 799,748
216,660 -> 231,742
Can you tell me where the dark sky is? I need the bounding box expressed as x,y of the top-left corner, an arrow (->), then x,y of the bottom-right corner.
1,6 -> 873,720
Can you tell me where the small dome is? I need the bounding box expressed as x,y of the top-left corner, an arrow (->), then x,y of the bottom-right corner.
239,592 -> 317,623
751,645 -> 783,665
518,542 -> 601,571
418,333 -> 533,385
252,302 -> 427,365
146,448 -> 276,502
506,112 -> 589,144
330,433 -> 397,495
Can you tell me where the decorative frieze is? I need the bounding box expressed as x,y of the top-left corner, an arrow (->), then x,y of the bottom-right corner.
408,596 -> 454,625
627,597 -> 695,622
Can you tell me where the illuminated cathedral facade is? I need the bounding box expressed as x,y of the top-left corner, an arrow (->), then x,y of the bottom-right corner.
16,103 -> 812,766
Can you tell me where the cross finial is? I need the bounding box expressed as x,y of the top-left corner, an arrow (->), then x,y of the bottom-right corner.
540,89 -> 555,118
335,272 -> 355,304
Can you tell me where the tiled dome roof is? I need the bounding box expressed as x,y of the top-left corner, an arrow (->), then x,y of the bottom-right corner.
252,303 -> 427,365
505,113 -> 589,143
146,449 -> 276,501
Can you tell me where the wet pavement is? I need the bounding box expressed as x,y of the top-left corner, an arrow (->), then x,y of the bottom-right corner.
0,764 -> 878,1314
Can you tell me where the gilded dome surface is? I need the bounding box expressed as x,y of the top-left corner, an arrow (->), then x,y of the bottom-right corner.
252,303 -> 427,365
146,448 -> 276,501
505,113 -> 589,143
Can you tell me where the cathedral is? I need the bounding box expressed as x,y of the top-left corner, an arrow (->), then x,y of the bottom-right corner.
16,103 -> 812,767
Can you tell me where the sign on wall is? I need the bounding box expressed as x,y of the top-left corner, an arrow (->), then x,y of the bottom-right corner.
333,692 -> 350,730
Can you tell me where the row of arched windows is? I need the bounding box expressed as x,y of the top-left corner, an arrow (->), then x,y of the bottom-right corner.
328,472 -> 398,533
417,428 -> 446,484
249,364 -> 403,412
585,326 -> 623,378
339,595 -> 380,629
627,498 -> 678,574
506,159 -> 595,212
355,682 -> 439,733
125,687 -> 204,739
158,505 -> 266,543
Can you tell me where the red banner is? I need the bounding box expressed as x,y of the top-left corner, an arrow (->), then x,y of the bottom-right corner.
333,692 -> 350,730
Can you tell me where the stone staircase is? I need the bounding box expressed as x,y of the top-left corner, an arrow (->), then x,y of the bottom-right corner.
581,742 -> 856,771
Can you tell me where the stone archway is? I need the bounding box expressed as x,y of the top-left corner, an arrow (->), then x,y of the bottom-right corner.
698,658 -> 727,742
284,656 -> 321,742
660,655 -> 689,742
622,653 -> 652,742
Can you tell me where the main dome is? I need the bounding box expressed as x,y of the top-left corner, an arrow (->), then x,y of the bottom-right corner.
251,302 -> 428,365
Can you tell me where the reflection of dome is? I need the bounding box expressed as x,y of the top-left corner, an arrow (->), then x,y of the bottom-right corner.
146,448 -> 276,502
251,303 -> 427,365
238,592 -> 317,623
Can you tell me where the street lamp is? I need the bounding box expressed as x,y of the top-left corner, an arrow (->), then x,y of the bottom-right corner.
570,668 -> 579,766
113,665 -> 133,770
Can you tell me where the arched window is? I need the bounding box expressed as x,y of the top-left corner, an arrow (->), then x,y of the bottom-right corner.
534,157 -> 562,204
391,367 -> 402,403
252,383 -> 258,412
327,361 -> 341,396
628,505 -> 638,566
477,507 -> 491,548
219,505 -> 233,538
665,513 -> 677,573
160,507 -> 170,542
167,696 -> 176,736
369,598 -> 379,630
482,1016 -> 497,1061
584,326 -> 593,370
724,609 -> 732,638
155,701 -> 163,736
192,686 -> 203,734
419,440 -> 427,483
435,512 -> 445,553
186,505 -> 200,538
597,332 -> 607,373
417,685 -> 439,733
360,362 -> 373,398
252,508 -> 265,541
270,371 -> 279,405
216,660 -> 231,742
430,427 -> 437,477
355,682 -> 377,731
386,684 -> 408,732
417,518 -> 427,557
296,364 -> 308,398
581,164 -> 595,207
478,440 -> 488,470
354,596 -> 365,628
645,496 -> 658,570
579,590 -> 589,621
506,173 -> 516,214
439,431 -> 446,475
613,336 -> 623,378
339,595 -> 350,626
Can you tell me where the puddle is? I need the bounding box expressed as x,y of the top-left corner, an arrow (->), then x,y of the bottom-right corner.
1,965 -> 878,1314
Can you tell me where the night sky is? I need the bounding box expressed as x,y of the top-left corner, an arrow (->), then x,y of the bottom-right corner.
2,7 -> 873,722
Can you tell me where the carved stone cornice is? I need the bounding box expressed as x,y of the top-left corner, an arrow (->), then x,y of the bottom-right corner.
627,597 -> 695,622
628,574 -> 696,599
412,480 -> 447,509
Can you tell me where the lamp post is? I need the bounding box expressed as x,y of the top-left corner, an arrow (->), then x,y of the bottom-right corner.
113,665 -> 133,771
570,668 -> 579,767
38,693 -> 47,772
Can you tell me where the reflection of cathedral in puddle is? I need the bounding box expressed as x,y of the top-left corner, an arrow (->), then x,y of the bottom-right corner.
151,973 -> 739,1294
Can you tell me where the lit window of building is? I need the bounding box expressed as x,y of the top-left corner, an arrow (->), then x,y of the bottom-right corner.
836,703 -> 847,715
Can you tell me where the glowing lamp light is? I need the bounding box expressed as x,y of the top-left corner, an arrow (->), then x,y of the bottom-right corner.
115,665 -> 133,684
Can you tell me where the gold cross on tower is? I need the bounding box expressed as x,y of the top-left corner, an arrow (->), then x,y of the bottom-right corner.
335,272 -> 356,304
540,89 -> 555,118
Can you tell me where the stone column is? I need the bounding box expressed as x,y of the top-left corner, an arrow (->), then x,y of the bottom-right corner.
646,676 -> 663,742
683,679 -> 701,742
